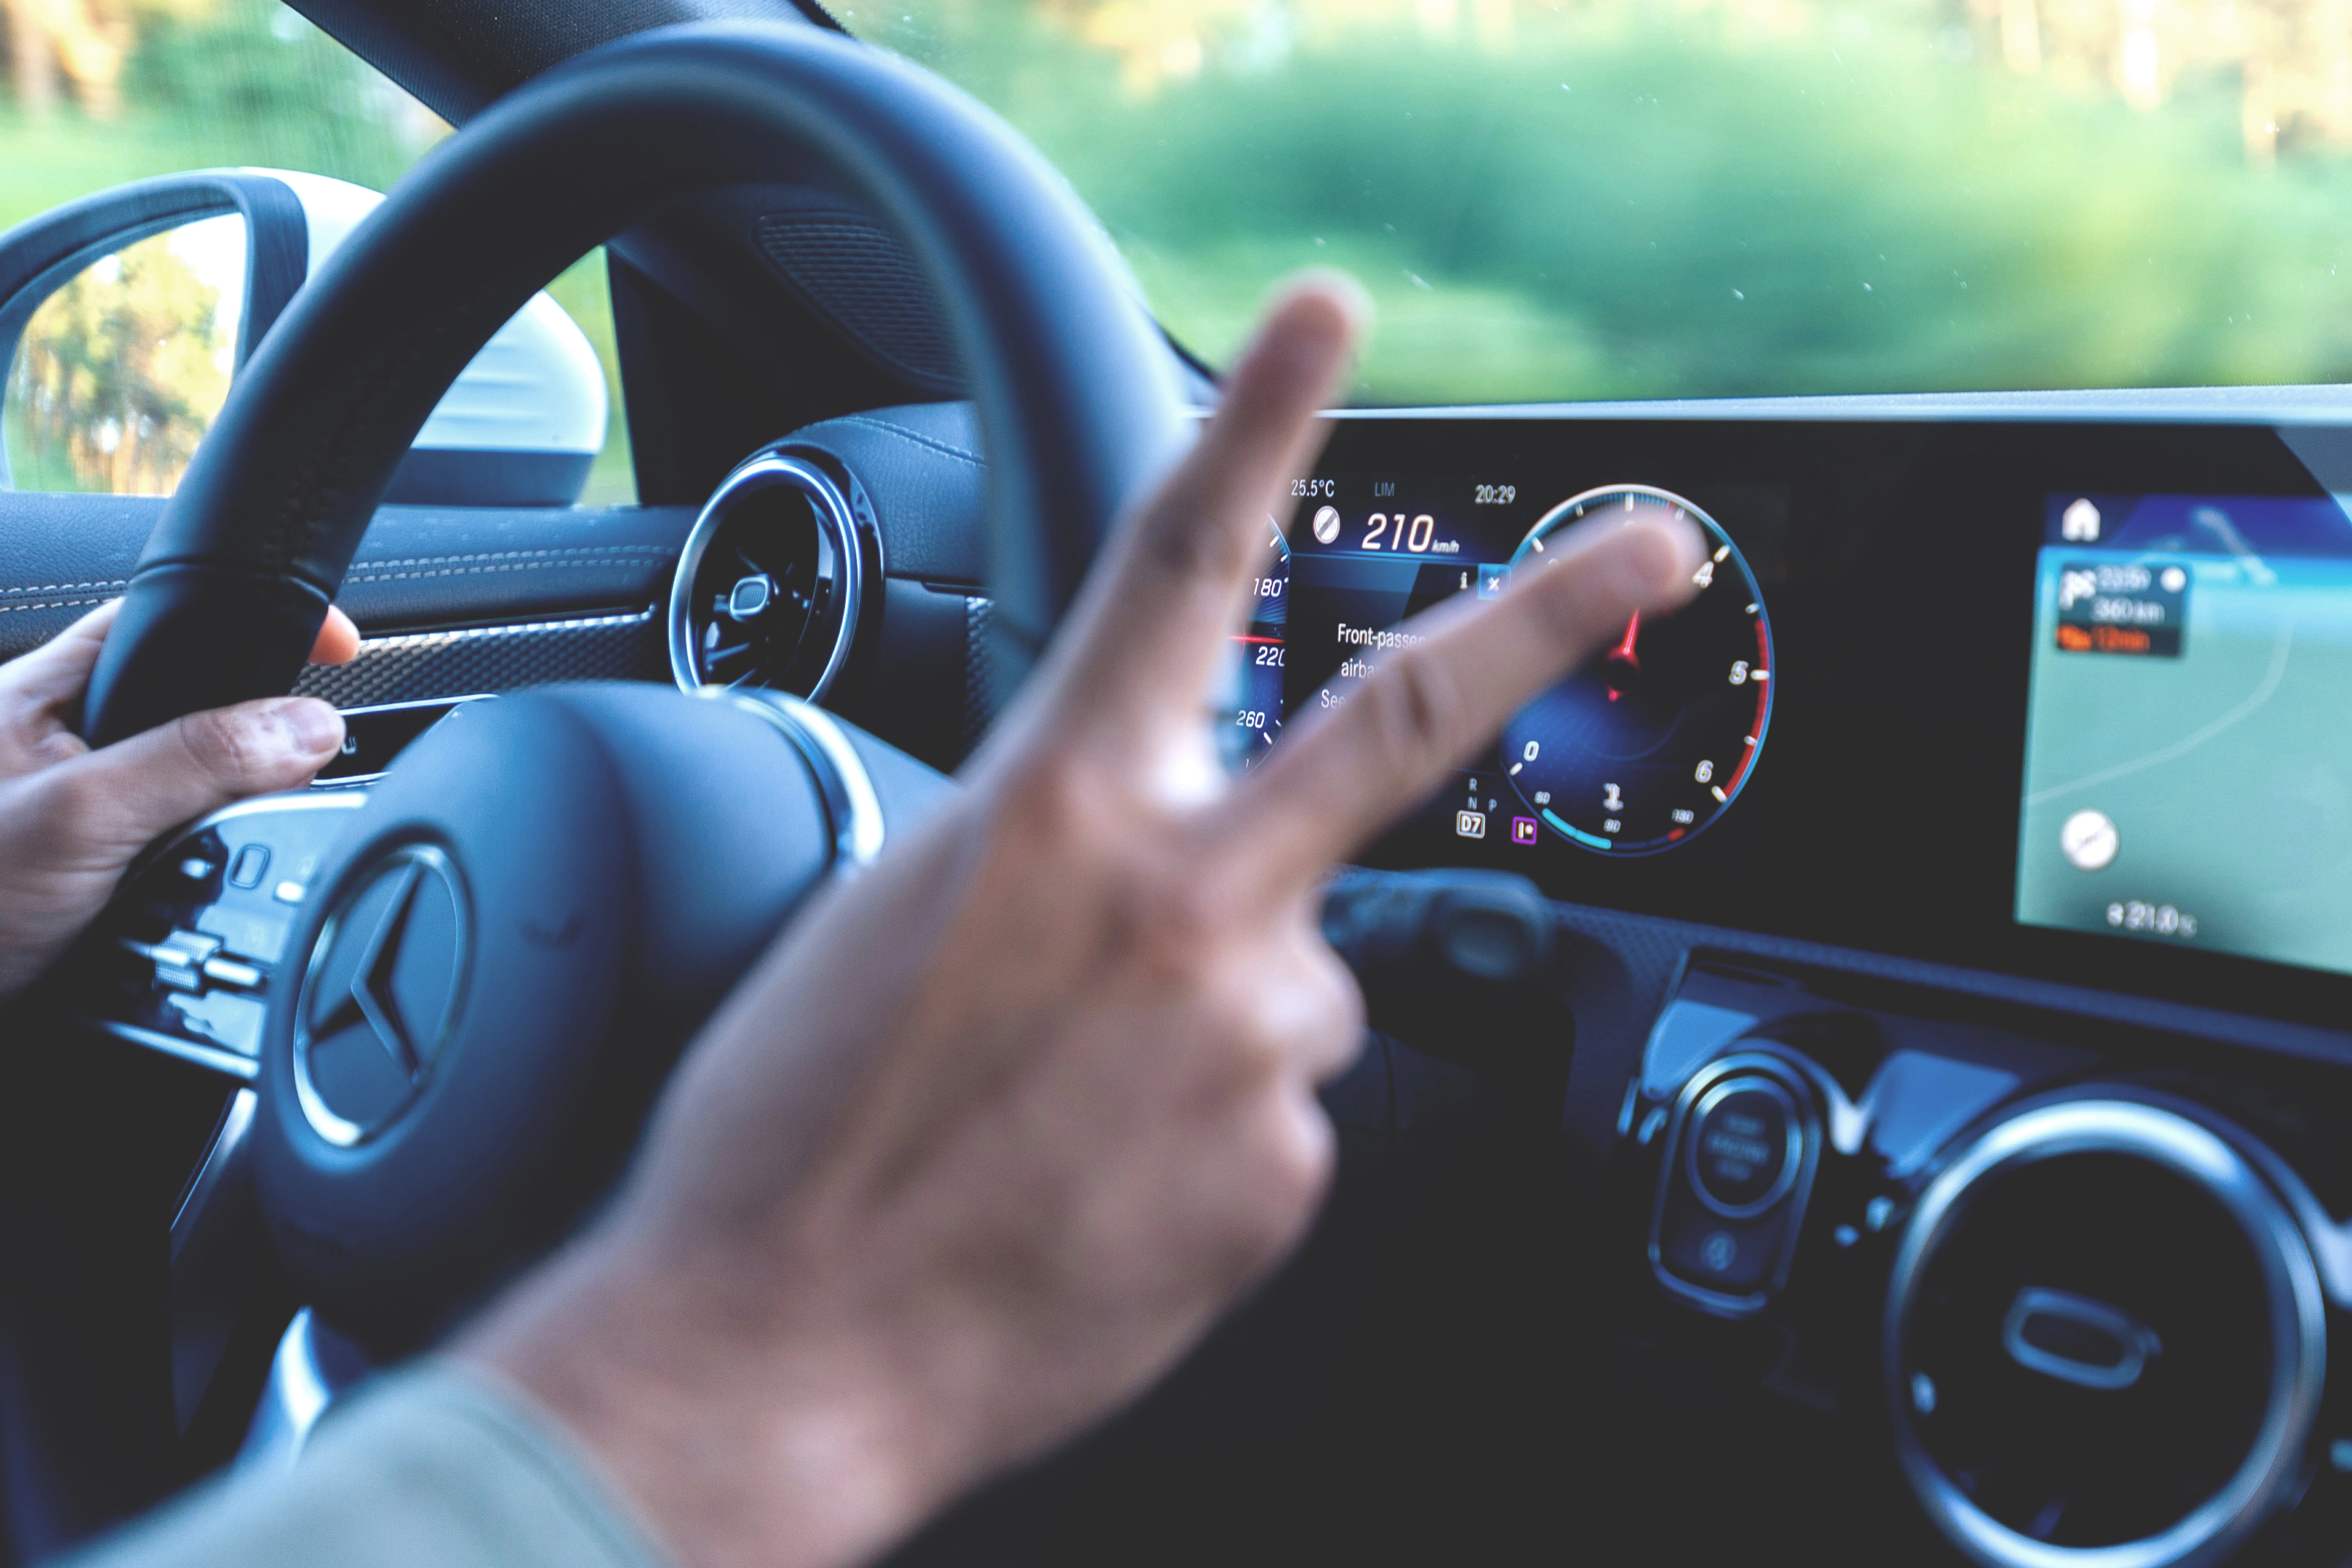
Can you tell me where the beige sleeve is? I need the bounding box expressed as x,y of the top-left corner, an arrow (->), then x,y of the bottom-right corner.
67,1361 -> 671,1568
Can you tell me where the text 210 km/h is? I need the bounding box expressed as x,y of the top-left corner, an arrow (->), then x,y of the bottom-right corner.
1362,513 -> 1460,554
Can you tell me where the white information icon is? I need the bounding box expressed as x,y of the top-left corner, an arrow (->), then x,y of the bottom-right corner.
2061,808 -> 2120,871
1312,505 -> 1342,544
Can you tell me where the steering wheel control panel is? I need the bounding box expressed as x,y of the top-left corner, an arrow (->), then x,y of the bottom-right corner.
1610,960 -> 2352,1568
58,793 -> 371,1079
47,699 -> 498,1079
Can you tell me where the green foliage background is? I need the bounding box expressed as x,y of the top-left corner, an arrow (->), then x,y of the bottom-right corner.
0,0 -> 632,501
9,227 -> 230,493
860,0 -> 2352,403
11,0 -> 2352,459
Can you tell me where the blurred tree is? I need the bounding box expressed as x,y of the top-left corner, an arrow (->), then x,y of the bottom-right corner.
6,0 -> 60,112
0,0 -> 212,117
7,228 -> 230,493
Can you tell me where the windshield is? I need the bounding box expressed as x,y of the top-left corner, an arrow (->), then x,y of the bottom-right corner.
849,0 -> 2352,404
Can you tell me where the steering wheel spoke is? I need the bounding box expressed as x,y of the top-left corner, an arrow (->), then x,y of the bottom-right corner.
235,1308 -> 372,1470
165,1090 -> 289,1441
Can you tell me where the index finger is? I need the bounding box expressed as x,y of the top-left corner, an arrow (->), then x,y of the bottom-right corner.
1025,277 -> 1364,750
1218,512 -> 1705,890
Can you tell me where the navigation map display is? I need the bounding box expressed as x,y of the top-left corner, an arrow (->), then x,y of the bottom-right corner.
2017,492 -> 2352,976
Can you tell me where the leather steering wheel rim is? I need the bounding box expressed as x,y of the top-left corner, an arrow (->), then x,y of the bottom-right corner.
81,18 -> 1187,747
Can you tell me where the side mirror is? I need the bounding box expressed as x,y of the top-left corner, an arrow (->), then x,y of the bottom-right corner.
0,168 -> 608,506
0,172 -> 298,496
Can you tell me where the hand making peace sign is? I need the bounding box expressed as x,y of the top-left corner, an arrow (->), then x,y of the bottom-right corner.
465,275 -> 1705,1568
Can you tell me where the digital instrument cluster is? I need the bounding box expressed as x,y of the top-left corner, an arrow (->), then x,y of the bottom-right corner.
1226,471 -> 1776,859
1210,413 -> 2352,1029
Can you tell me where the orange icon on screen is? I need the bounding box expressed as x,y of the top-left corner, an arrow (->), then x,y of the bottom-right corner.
2056,622 -> 2154,655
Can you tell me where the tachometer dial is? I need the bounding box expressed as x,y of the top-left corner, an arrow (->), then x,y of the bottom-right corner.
1502,486 -> 1773,853
1216,513 -> 1290,770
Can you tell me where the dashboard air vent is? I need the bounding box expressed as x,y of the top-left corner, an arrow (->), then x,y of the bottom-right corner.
1885,1096 -> 2324,1568
667,452 -> 864,700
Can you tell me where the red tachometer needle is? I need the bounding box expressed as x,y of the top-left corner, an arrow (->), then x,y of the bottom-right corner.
1605,610 -> 1640,701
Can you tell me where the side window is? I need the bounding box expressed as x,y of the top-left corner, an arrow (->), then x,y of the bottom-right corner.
0,0 -> 632,504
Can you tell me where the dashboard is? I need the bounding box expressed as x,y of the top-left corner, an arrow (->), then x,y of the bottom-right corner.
40,394 -> 2352,1568
1262,414 -> 2352,1037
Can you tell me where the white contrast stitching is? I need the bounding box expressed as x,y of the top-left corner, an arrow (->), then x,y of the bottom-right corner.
0,550 -> 668,613
346,545 -> 671,570
0,578 -> 130,597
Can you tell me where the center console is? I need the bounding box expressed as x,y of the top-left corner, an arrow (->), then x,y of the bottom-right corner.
1615,957 -> 2348,1566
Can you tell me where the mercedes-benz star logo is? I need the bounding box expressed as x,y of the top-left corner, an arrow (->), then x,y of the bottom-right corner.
292,845 -> 467,1146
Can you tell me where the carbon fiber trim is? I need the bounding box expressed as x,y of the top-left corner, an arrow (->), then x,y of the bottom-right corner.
961,593 -> 998,753
292,608 -> 664,708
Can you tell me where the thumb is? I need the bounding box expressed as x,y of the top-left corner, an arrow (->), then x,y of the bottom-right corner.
65,697 -> 346,854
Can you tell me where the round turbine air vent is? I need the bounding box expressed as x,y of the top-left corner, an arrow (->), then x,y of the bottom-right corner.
668,452 -> 864,698
1886,1096 -> 2325,1568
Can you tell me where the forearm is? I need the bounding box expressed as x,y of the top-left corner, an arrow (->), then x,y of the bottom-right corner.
68,1362 -> 668,1568
457,1232 -> 947,1568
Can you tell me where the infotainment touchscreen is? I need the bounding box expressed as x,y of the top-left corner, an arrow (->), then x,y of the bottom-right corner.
2016,492 -> 2352,976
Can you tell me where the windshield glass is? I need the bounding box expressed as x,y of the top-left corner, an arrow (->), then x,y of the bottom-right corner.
849,0 -> 2352,404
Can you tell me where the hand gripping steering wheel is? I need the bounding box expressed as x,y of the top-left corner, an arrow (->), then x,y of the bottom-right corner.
75,20 -> 1185,1351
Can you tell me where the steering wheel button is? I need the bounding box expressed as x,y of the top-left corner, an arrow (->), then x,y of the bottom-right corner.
1687,1078 -> 1801,1217
165,990 -> 265,1057
274,880 -> 307,905
229,843 -> 270,888
201,956 -> 264,991
198,906 -> 289,966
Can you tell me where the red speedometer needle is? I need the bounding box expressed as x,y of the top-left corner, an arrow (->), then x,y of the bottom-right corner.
1605,610 -> 1640,701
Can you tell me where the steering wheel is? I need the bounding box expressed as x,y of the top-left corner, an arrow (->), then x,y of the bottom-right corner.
73,20 -> 1185,1352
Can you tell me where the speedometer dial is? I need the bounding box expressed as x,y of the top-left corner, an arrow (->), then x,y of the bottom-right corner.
1502,485 -> 1773,854
1216,513 -> 1290,770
